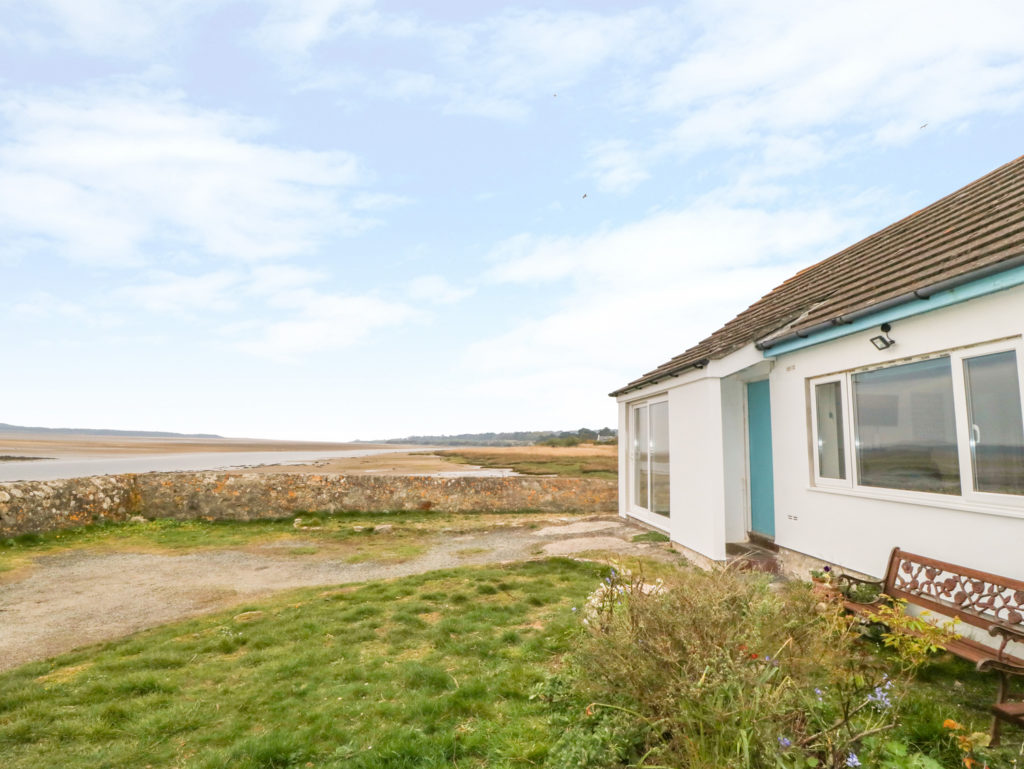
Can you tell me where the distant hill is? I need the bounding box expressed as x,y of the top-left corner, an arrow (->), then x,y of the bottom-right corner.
376,428 -> 617,447
0,423 -> 223,439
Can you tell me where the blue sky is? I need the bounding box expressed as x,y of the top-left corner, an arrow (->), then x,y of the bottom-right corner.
2,1 -> 1023,440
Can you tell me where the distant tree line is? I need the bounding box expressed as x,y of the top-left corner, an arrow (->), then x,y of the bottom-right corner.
380,427 -> 617,447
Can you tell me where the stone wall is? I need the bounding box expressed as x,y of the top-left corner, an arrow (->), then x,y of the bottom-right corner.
0,472 -> 617,537
0,475 -> 142,537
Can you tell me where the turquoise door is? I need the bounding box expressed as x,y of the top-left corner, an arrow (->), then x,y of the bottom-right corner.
746,380 -> 775,538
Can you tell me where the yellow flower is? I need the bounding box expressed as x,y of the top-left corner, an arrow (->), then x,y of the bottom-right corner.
943,718 -> 964,731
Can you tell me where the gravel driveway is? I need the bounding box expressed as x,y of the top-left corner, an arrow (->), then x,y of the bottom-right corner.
0,515 -> 672,671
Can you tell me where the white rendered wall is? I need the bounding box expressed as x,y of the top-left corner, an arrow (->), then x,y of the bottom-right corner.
616,400 -> 629,519
720,375 -> 750,544
769,284 -> 1024,580
666,378 -> 728,560
617,372 -> 729,560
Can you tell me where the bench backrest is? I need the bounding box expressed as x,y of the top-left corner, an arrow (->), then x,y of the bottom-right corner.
883,548 -> 1024,634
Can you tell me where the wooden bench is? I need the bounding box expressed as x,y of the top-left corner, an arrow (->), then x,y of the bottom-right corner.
838,547 -> 1024,745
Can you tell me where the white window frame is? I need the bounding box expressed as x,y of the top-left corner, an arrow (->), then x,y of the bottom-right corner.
809,375 -> 852,488
808,337 -> 1024,517
628,396 -> 670,523
951,339 -> 1024,508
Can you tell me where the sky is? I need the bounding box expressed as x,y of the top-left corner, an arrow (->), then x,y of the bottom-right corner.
2,1 -> 1024,441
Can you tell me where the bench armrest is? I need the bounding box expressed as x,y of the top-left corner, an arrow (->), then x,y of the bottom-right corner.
988,623 -> 1024,646
977,624 -> 1024,676
977,656 -> 1024,676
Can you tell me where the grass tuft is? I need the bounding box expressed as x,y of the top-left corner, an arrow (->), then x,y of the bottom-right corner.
630,530 -> 669,543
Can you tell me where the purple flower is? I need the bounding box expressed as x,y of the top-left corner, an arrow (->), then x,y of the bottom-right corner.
823,565 -> 832,572
846,752 -> 861,767
777,736 -> 792,749
868,685 -> 892,710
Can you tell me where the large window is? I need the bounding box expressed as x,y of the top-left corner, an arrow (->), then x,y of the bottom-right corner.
632,400 -> 670,516
853,357 -> 960,495
809,342 -> 1024,504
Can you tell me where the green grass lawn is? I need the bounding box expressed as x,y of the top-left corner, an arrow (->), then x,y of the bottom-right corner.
0,558 -> 606,769
2,536 -> 1018,768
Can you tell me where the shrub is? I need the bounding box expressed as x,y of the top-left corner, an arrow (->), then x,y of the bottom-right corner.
544,565 -> 951,769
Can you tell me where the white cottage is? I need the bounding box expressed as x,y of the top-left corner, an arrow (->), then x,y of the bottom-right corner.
611,156 -> 1024,581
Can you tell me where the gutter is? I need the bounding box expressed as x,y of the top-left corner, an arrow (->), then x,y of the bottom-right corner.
757,252 -> 1024,354
609,357 -> 709,398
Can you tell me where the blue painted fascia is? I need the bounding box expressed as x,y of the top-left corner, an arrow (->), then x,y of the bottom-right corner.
765,263 -> 1024,358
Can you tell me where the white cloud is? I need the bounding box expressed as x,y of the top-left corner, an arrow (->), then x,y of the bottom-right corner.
123,270 -> 243,314
245,264 -> 329,296
234,292 -> 419,359
252,0 -> 378,55
570,1 -> 1024,195
475,200 -> 868,390
406,275 -> 474,305
0,89 -> 369,266
2,0 -> 210,55
118,263 -> 422,358
351,192 -> 411,212
640,1 -> 1024,166
586,140 -> 651,194
255,5 -> 679,120
485,204 -> 853,288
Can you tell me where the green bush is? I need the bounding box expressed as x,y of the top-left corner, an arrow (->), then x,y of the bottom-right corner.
543,566 -> 952,769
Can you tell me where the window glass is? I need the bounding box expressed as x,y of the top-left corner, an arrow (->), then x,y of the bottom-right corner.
650,401 -> 670,515
633,405 -> 648,509
815,381 -> 845,479
853,357 -> 960,494
964,351 -> 1024,495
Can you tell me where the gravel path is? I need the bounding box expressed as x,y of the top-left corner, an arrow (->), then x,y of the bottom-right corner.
0,515 -> 672,671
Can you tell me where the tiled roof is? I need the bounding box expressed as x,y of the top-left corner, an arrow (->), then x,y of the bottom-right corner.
611,154 -> 1024,396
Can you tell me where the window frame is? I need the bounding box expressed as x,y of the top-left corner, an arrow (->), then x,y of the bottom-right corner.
809,375 -> 852,488
954,341 -> 1024,507
628,395 -> 670,520
807,338 -> 1024,514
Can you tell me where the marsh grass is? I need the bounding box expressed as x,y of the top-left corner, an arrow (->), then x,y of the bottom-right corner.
0,559 -> 604,769
435,449 -> 617,480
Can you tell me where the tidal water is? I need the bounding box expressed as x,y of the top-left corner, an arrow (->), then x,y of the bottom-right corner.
0,449 -> 407,483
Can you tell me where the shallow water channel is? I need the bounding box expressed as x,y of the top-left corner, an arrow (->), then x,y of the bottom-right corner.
0,448 -> 408,482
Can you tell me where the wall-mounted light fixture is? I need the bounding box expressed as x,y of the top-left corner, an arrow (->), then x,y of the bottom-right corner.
869,323 -> 895,350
